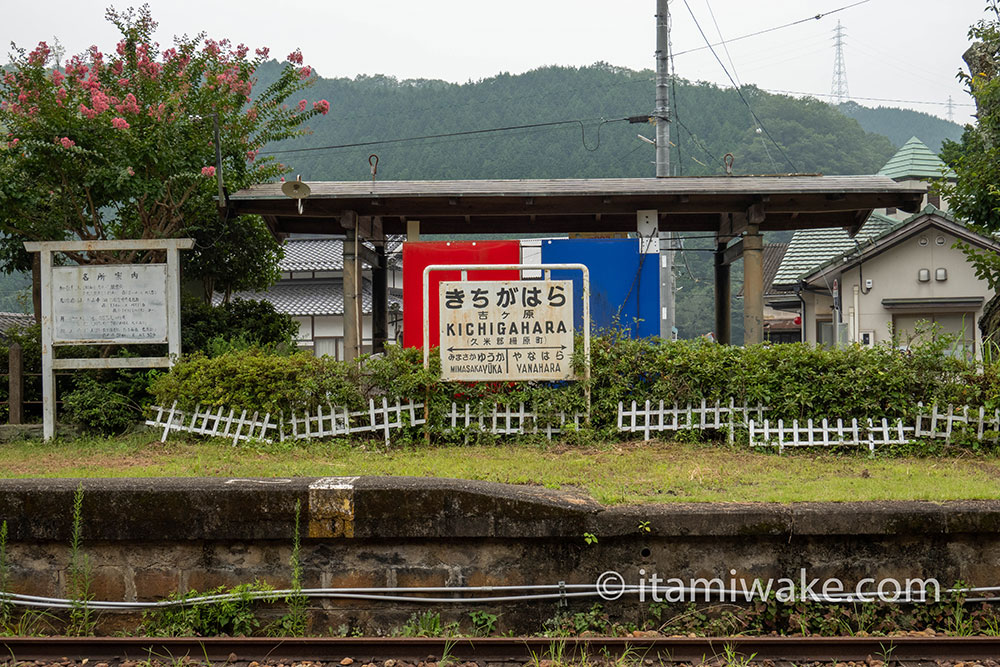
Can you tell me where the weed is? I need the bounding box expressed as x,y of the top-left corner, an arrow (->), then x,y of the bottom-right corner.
720,643 -> 756,667
582,532 -> 598,545
637,520 -> 651,534
0,520 -> 9,626
469,609 -> 498,636
266,499 -> 308,637
140,582 -> 274,637
67,482 -> 95,636
399,610 -> 459,637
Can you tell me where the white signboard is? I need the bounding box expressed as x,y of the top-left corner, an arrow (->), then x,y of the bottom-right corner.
439,279 -> 574,381
52,264 -> 168,344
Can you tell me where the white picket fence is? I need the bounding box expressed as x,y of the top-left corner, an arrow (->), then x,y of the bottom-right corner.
146,397 -> 425,446
914,402 -> 1000,443
748,402 -> 1000,452
617,398 -> 768,443
446,402 -> 586,441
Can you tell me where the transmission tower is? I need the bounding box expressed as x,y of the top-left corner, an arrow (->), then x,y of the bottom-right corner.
830,20 -> 849,104
946,96 -> 955,122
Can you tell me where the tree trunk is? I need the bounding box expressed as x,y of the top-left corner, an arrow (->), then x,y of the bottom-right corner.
980,292 -> 1000,344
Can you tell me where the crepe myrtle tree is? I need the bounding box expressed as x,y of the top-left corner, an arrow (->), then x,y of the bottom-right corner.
0,5 -> 330,302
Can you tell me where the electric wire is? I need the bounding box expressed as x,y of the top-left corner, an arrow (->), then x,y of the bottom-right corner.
2,582 -> 992,610
765,89 -> 975,108
703,0 -> 777,173
260,117 -> 630,157
671,0 -> 872,58
680,0 -> 798,173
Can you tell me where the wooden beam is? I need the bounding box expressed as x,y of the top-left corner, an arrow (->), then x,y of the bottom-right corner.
371,243 -> 388,355
342,215 -> 361,363
714,242 -> 731,345
721,239 -> 744,266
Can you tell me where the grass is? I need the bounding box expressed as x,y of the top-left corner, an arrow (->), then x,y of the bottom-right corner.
2,431 -> 1000,504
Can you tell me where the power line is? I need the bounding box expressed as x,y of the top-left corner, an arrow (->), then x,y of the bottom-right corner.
765,88 -> 975,107
672,0 -> 871,57
260,117 -> 629,156
680,0 -> 798,172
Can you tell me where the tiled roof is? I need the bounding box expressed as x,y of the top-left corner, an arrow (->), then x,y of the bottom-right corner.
280,237 -> 404,272
878,136 -> 956,180
214,279 -> 402,316
771,212 -> 898,287
0,312 -> 33,333
281,239 -> 343,272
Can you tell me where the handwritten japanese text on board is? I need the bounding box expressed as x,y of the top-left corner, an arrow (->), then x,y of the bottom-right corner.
439,280 -> 574,381
52,264 -> 168,344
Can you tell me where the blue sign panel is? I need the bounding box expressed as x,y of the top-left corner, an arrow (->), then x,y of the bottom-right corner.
540,238 -> 659,338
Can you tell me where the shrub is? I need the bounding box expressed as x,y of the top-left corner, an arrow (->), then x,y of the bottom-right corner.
181,296 -> 298,355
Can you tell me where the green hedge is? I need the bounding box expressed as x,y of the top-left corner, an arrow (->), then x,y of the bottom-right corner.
148,335 -> 985,442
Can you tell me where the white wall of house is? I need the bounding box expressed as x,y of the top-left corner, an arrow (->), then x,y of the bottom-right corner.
802,224 -> 986,355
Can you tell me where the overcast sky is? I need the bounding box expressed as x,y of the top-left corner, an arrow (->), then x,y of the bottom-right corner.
2,0 -> 989,123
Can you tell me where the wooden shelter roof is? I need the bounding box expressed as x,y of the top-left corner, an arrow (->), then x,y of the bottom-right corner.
228,175 -> 927,237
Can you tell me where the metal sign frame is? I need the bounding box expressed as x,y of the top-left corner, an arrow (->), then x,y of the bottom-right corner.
422,263 -> 591,388
23,238 -> 194,440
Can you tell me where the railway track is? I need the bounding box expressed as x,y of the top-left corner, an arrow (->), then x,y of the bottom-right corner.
3,636 -> 1000,664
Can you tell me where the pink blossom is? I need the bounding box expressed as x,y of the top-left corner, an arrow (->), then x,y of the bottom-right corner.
201,166 -> 216,177
111,117 -> 130,130
298,66 -> 312,79
255,47 -> 269,59
287,49 -> 303,65
9,138 -> 19,147
118,78 -> 130,87
79,104 -> 98,120
90,88 -> 110,114
127,166 -> 135,176
313,99 -> 330,115
59,137 -> 75,149
246,107 -> 258,121
246,149 -> 258,162
115,93 -> 141,115
51,70 -> 65,86
297,99 -> 307,112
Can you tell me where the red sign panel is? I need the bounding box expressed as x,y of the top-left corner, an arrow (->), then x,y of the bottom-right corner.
402,241 -> 520,350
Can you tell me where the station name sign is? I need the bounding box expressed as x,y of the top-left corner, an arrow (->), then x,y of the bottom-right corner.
439,279 -> 574,381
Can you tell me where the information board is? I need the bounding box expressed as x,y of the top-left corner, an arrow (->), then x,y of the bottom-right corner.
439,279 -> 574,381
52,264 -> 168,344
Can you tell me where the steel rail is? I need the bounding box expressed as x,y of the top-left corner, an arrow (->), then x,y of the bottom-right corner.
3,636 -> 1000,663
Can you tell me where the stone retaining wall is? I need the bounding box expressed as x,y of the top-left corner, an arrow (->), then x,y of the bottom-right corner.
1,477 -> 999,633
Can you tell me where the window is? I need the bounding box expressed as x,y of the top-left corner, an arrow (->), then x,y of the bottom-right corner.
892,313 -> 975,357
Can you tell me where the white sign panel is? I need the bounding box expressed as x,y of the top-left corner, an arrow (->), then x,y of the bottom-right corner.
52,264 -> 168,344
439,279 -> 574,381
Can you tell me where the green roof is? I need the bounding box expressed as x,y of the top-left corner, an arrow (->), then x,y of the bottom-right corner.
878,136 -> 956,180
771,212 -> 898,287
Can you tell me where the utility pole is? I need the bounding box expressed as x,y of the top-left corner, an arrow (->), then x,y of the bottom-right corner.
946,96 -> 955,123
655,0 -> 676,340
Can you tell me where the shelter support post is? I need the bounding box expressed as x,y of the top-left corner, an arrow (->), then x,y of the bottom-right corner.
372,238 -> 388,355
714,238 -> 731,345
342,211 -> 361,363
743,222 -> 764,345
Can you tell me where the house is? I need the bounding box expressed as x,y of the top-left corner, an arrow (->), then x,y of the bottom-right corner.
215,237 -> 403,359
767,137 -> 994,355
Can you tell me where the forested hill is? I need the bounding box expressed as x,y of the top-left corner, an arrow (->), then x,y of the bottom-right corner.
836,101 -> 964,153
263,62 -> 903,181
